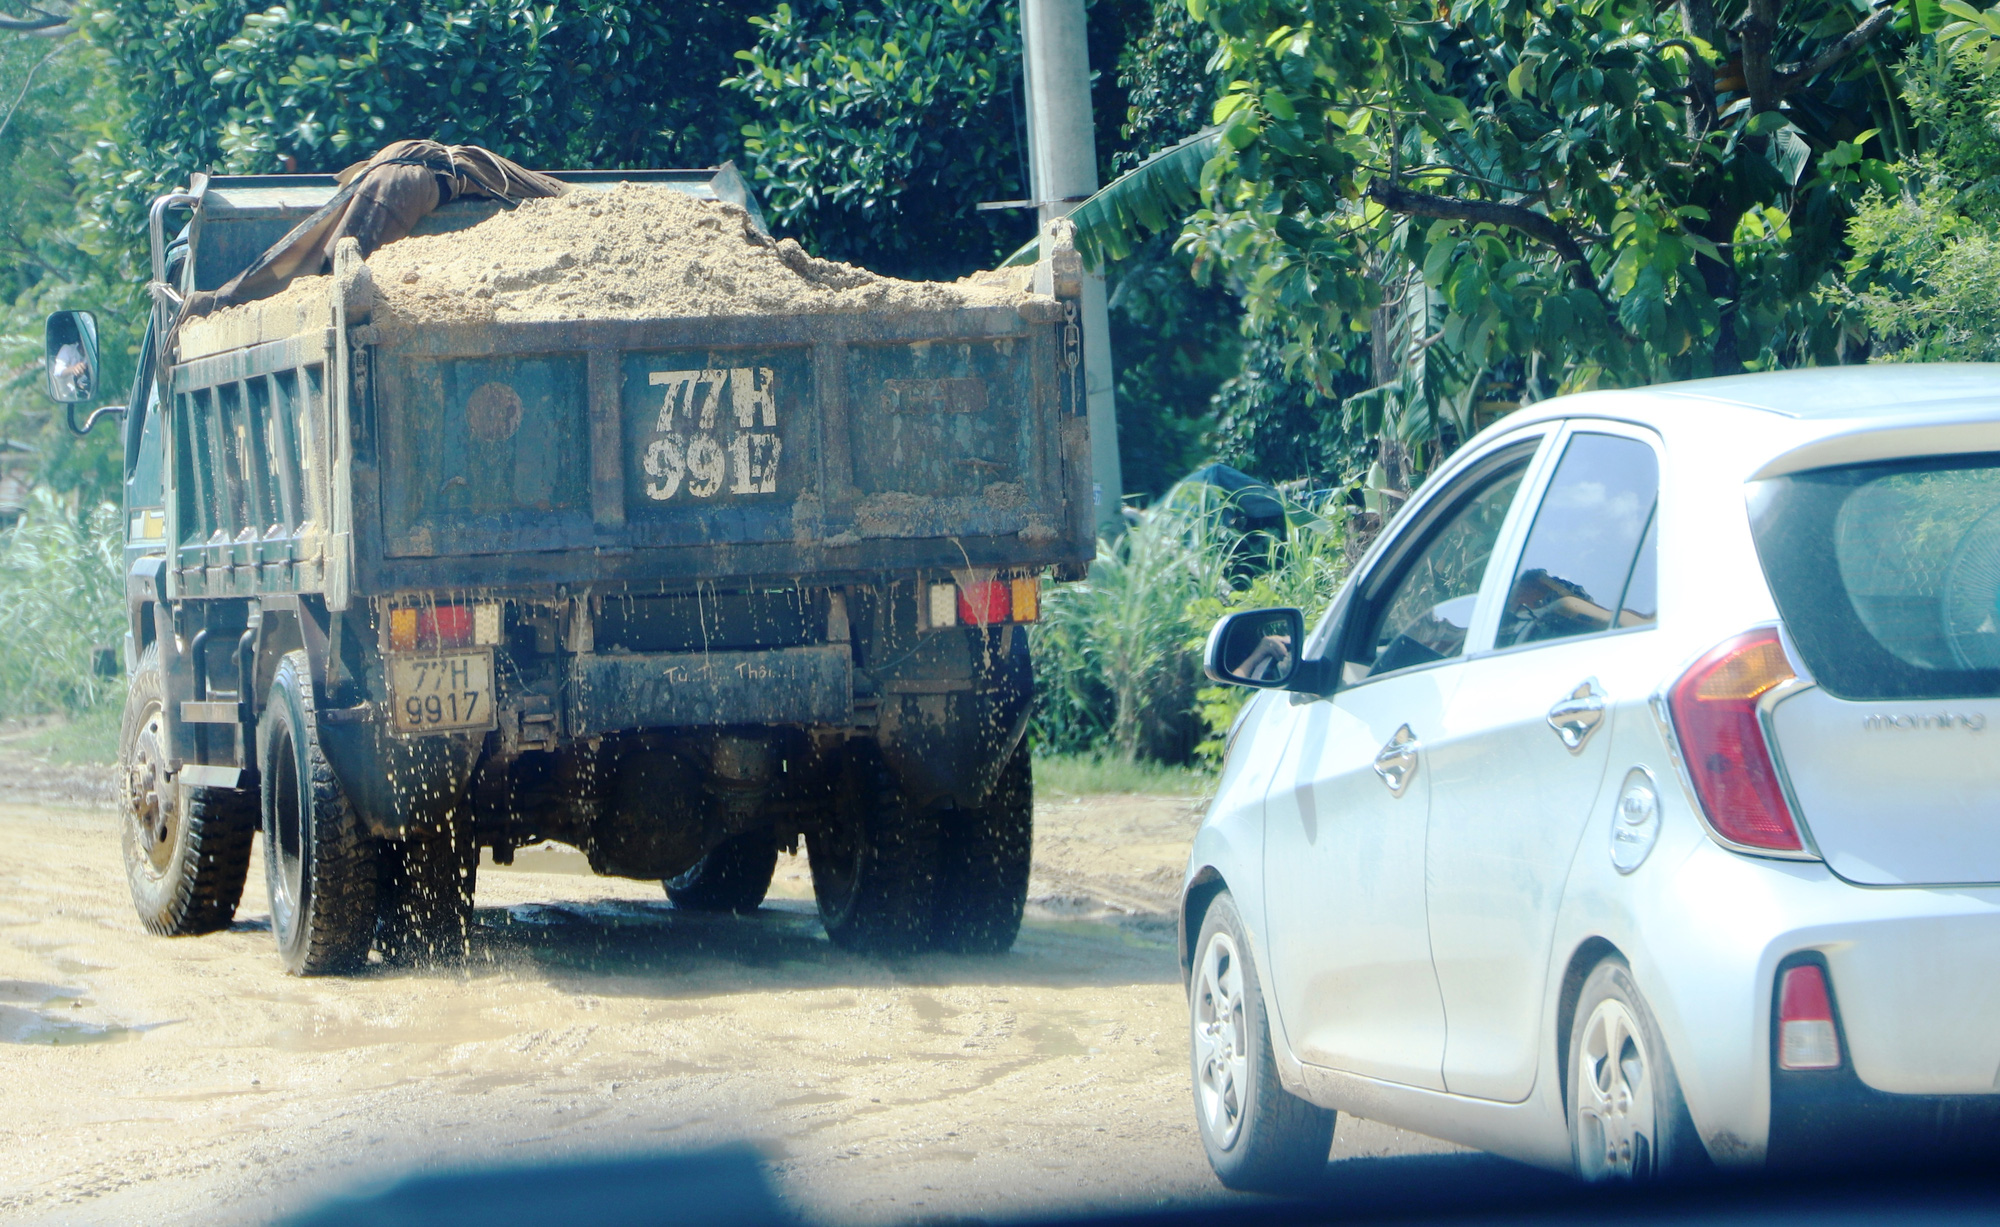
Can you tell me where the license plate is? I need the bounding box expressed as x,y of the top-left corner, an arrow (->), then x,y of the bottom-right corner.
387,650 -> 496,736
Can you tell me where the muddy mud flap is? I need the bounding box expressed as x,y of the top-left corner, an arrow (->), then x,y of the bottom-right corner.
875,630 -> 1032,810
566,645 -> 853,736
314,711 -> 483,839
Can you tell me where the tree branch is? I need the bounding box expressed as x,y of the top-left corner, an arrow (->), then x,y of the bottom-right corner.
0,12 -> 66,30
1661,38 -> 1716,140
1733,0 -> 1779,116
1366,179 -> 1601,293
1773,1 -> 1897,98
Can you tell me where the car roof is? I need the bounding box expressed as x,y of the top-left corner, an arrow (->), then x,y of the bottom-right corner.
1595,363 -> 2000,421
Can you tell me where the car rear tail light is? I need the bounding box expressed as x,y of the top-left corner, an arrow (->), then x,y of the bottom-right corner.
926,577 -> 1042,627
1665,628 -> 1804,853
1777,964 -> 1842,1070
388,603 -> 491,651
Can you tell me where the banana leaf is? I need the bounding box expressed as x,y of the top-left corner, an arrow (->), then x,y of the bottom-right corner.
1000,127 -> 1221,271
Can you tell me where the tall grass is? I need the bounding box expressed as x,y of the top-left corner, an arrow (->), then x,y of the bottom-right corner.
1031,483 -> 1352,766
0,486 -> 125,716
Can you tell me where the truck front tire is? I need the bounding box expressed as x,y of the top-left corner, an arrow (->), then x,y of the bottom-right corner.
932,738 -> 1032,954
260,650 -> 379,975
666,831 -> 779,913
808,745 -> 939,955
119,643 -> 257,936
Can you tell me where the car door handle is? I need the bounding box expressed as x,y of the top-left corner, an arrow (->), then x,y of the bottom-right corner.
1547,678 -> 1607,752
1373,724 -> 1419,796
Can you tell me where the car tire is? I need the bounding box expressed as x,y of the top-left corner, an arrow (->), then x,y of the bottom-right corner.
666,831 -> 780,913
1568,957 -> 1707,1180
119,643 -> 257,936
932,738 -> 1032,954
376,819 -> 476,965
807,744 -> 939,956
1190,890 -> 1335,1191
259,650 -> 379,975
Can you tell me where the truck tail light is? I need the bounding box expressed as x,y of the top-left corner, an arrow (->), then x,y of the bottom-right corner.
1777,964 -> 1841,1070
1665,628 -> 1803,853
388,603 -> 482,651
927,578 -> 1041,628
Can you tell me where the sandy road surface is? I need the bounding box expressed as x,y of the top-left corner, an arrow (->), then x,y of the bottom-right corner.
0,761 -> 1480,1226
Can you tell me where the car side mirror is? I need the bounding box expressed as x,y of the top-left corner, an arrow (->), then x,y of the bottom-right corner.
44,311 -> 101,404
1204,607 -> 1329,693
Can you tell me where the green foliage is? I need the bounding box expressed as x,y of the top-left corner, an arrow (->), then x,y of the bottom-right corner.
1183,500 -> 1348,764
0,27 -> 131,499
1174,0 -> 1915,474
69,0 -> 766,269
1843,40 -> 2000,361
1032,750 -> 1211,797
1106,233 -> 1244,497
729,0 -> 1030,280
0,486 -> 124,716
1031,485 -> 1237,763
1031,481 -> 1347,764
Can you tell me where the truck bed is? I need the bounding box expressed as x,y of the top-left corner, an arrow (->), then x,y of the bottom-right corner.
159,174 -> 1091,605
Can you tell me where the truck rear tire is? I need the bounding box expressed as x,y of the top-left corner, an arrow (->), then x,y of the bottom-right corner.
119,643 -> 257,936
666,832 -> 779,912
808,745 -> 939,956
376,820 -> 476,964
259,650 -> 379,975
933,738 -> 1032,954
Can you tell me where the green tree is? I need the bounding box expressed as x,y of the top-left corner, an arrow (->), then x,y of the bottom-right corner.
1843,35 -> 2000,359
1172,0 -> 1915,486
728,0 -> 1033,280
1,5 -> 131,500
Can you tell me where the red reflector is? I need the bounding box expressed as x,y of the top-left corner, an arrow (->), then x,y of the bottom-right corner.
957,580 -> 1010,625
394,605 -> 475,651
1778,964 -> 1841,1070
1666,628 -> 1804,852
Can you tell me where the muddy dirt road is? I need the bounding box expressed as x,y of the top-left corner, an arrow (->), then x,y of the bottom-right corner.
0,767 -> 1486,1226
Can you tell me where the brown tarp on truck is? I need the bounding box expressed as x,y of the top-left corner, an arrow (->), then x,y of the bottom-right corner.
182,140 -> 566,317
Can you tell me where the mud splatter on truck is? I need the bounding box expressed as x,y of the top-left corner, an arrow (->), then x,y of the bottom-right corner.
67,167 -> 1092,974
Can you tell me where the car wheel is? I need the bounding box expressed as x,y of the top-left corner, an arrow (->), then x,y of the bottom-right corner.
1190,890 -> 1335,1191
931,738 -> 1032,954
666,831 -> 780,913
260,650 -> 380,975
1568,957 -> 1706,1180
119,643 -> 257,935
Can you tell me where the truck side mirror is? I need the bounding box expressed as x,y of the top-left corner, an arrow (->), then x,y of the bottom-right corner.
44,311 -> 101,405
1204,607 -> 1325,692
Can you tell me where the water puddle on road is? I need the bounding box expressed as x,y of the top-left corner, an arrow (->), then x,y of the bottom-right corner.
0,1002 -> 138,1046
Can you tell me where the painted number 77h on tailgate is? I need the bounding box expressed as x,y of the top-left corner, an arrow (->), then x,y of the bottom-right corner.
641,366 -> 782,502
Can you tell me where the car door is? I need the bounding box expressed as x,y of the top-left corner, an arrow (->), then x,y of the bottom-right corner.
1261,438 -> 1543,1089
1423,424 -> 1664,1102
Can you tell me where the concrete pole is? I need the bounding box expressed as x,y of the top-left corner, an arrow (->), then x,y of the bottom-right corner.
1021,0 -> 1124,538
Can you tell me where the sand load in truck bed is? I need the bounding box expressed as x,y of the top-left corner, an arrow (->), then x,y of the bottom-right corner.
179,181 -> 1038,355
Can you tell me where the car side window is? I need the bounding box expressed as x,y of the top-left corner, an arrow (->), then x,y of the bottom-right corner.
1347,457 -> 1531,681
1494,432 -> 1660,650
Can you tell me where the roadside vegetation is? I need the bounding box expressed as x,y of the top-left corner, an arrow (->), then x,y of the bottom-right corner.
0,485 -> 123,719
9,0 -> 2000,765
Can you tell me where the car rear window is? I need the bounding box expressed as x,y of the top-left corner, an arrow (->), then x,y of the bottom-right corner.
1749,453 -> 2000,699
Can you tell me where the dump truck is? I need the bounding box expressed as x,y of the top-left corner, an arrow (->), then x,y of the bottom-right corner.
43,167 -> 1093,973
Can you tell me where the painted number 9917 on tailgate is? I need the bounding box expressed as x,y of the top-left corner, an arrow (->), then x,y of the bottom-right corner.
387,650 -> 497,736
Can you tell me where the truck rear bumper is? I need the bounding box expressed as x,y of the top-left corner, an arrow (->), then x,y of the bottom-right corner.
566,645 -> 853,736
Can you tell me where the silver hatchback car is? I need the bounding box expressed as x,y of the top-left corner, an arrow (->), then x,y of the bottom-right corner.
1186,365 -> 2000,1188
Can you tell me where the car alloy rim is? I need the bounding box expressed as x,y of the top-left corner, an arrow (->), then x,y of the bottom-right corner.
126,702 -> 178,876
1576,997 -> 1655,1179
1192,930 -> 1250,1149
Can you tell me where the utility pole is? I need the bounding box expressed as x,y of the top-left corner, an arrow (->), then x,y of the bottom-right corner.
1021,0 -> 1124,539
